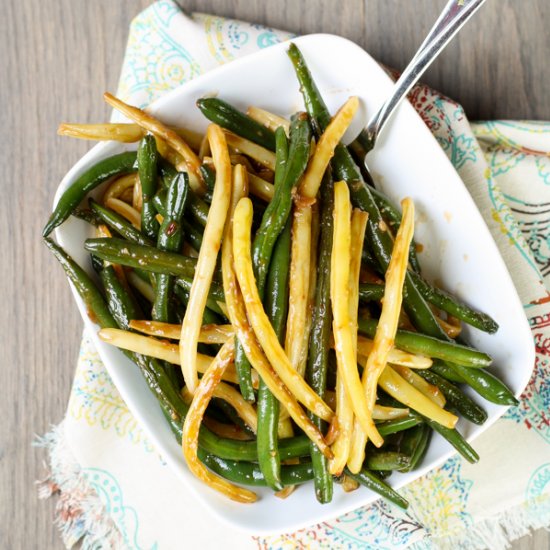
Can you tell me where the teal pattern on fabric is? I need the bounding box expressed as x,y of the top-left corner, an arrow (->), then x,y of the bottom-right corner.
83,467 -> 158,550
152,0 -> 182,27
474,121 -> 550,280
432,97 -> 478,170
327,501 -> 424,549
227,21 -> 250,49
484,168 -> 541,277
524,463 -> 550,529
120,2 -> 201,107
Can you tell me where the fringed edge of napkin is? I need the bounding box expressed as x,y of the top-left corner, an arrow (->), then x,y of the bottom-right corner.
410,501 -> 550,550
35,423 -> 126,550
37,422 -> 550,550
435,505 -> 550,550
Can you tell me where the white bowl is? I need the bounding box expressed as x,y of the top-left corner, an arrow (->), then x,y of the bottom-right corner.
53,33 -> 534,535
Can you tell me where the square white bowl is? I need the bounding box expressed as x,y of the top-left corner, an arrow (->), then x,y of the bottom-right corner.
53,33 -> 534,535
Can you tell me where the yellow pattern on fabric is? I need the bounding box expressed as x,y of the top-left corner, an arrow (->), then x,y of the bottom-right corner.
204,15 -> 234,64
68,334 -> 154,452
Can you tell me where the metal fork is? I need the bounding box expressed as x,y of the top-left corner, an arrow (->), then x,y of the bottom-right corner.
359,0 -> 488,155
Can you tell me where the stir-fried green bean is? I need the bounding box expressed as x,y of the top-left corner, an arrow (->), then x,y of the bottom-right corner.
43,152 -> 138,237
306,174 -> 334,504
197,97 -> 276,150
84,238 -> 197,278
257,218 -> 292,491
152,172 -> 189,322
138,135 -> 160,240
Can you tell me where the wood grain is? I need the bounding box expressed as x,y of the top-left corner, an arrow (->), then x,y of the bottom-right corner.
1,0 -> 547,548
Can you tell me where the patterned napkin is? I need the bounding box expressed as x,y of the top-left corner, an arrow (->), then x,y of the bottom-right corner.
39,1 -> 550,548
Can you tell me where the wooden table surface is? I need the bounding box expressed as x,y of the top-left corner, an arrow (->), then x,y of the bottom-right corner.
2,0 -> 548,548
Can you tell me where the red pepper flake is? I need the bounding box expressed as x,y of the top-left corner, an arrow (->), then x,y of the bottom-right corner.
166,221 -> 178,236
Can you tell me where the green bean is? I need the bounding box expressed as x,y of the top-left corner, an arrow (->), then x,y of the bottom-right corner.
264,217 -> 292,332
369,186 -> 421,272
378,389 -> 480,464
44,238 -> 117,329
358,318 -> 492,367
287,43 -> 445,337
287,44 -> 332,134
200,451 -> 313,487
351,128 -> 375,158
345,468 -> 409,509
43,152 -> 138,237
431,362 -> 464,383
233,344 -> 255,404
253,386 -> 281,483
306,173 -> 334,504
361,245 -> 380,272
138,135 -> 160,240
398,424 -> 431,472
200,164 -> 216,195
100,265 -> 144,330
152,172 -> 189,322
84,238 -> 197,279
376,415 -> 422,436
419,369 -> 488,425
199,432 -> 311,463
176,276 -> 223,303
447,363 -> 519,406
90,199 -> 153,246
138,353 -> 189,425
409,271 -> 499,334
409,410 -> 479,464
257,218 -> 292,491
357,274 -> 499,334
159,162 -> 210,226
181,219 -> 204,252
152,189 -> 167,216
212,398 -> 255,437
99,263 -> 175,391
173,284 -> 223,326
72,207 -> 101,226
196,97 -> 276,151
366,451 -> 411,471
187,193 -> 210,227
252,118 -> 311,291
175,277 -> 226,320
90,253 -> 104,275
234,127 -> 290,402
358,283 -> 385,302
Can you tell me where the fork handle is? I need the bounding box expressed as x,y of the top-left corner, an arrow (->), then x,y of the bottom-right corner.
365,0 -> 488,151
